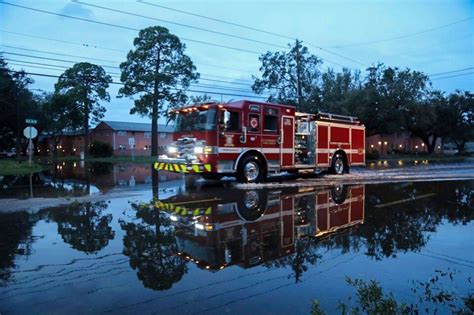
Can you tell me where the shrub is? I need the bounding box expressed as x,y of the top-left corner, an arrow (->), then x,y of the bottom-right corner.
366,149 -> 380,160
90,140 -> 113,157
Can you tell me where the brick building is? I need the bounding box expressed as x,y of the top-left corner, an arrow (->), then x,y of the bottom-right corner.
92,121 -> 174,156
39,121 -> 174,156
366,132 -> 442,155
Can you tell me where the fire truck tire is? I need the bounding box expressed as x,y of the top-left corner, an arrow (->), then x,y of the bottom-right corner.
331,184 -> 348,204
236,190 -> 267,221
330,154 -> 348,175
237,155 -> 266,183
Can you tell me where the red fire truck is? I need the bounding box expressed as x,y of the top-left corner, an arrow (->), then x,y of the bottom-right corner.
157,185 -> 365,270
156,100 -> 365,183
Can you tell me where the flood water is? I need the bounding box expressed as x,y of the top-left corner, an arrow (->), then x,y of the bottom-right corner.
0,162 -> 473,314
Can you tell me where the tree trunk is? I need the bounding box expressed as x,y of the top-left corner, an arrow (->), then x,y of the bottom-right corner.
151,50 -> 161,157
83,101 -> 89,158
151,106 -> 158,156
427,136 -> 438,154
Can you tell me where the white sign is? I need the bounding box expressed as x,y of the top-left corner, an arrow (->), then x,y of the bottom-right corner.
128,138 -> 135,146
23,126 -> 38,139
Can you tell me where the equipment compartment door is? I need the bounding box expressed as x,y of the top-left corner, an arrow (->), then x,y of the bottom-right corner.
280,115 -> 294,167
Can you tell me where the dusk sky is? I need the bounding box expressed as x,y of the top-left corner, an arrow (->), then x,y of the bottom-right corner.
1,0 -> 473,124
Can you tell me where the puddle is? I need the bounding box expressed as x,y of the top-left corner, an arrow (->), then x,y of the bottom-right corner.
0,175 -> 472,314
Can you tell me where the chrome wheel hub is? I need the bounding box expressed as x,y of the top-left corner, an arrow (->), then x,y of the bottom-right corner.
335,158 -> 344,174
244,191 -> 260,209
244,161 -> 259,182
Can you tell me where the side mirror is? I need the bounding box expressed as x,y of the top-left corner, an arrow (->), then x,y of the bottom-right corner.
240,126 -> 247,143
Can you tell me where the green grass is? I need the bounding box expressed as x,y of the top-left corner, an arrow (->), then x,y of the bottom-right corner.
0,159 -> 44,175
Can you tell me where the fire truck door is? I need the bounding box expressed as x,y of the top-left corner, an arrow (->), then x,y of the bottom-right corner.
281,116 -> 294,167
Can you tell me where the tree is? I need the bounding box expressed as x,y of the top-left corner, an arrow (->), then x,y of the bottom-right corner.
45,201 -> 115,254
319,68 -> 362,114
444,90 -> 474,152
55,62 -> 112,157
118,26 -> 199,156
40,93 -> 82,156
252,41 -> 322,112
402,91 -> 449,154
120,202 -> 187,290
0,58 -> 38,155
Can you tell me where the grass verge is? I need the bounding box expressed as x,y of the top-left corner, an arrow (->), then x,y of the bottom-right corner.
0,159 -> 44,175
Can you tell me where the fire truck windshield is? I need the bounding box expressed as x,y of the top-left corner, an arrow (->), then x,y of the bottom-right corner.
175,108 -> 217,132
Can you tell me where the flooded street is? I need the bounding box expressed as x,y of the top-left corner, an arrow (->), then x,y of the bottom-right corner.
1,162 -> 473,314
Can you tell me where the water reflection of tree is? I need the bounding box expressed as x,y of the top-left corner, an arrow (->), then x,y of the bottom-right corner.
0,212 -> 35,286
120,202 -> 187,290
44,201 -> 114,254
265,181 -> 473,278
319,181 -> 474,260
264,238 -> 321,282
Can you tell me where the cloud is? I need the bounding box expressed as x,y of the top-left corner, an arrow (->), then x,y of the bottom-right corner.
59,2 -> 93,18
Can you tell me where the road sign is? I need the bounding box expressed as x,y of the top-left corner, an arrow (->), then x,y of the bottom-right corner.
23,126 -> 38,139
128,138 -> 135,146
25,118 -> 37,124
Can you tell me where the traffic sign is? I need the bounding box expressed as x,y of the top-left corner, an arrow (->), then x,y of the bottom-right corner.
129,138 -> 135,146
25,118 -> 37,124
23,126 -> 38,139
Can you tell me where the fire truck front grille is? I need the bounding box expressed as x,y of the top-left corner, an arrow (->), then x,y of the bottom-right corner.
176,137 -> 196,159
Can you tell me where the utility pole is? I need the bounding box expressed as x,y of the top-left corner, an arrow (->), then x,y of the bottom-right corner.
295,39 -> 303,112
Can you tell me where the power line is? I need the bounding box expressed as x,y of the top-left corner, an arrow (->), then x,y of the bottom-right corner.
431,71 -> 474,81
429,67 -> 474,77
0,30 -> 258,74
137,0 -> 296,41
0,29 -> 126,53
1,51 -> 120,70
1,53 -> 256,87
9,61 -> 261,94
2,69 -> 269,100
303,42 -> 368,67
0,45 -> 120,64
74,0 -> 287,49
138,0 -> 367,68
0,1 -> 262,55
330,16 -> 474,48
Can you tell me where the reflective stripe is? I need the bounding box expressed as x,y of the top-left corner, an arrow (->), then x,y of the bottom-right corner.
154,162 -> 212,174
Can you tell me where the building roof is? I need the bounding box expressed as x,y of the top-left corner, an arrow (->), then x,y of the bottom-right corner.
101,121 -> 174,133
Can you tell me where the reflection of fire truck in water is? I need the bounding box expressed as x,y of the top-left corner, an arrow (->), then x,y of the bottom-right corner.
157,185 -> 364,271
156,100 -> 365,183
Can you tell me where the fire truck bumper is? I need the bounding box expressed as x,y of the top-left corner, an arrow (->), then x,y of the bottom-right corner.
155,157 -> 212,174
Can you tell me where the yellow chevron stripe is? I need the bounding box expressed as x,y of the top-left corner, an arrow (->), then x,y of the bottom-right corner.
204,164 -> 211,172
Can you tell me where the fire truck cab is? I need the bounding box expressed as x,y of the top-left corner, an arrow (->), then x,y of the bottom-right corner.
156,100 -> 365,183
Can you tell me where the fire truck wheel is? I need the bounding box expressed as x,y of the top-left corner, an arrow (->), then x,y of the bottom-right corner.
236,190 -> 267,221
237,156 -> 266,183
331,184 -> 348,205
330,154 -> 347,175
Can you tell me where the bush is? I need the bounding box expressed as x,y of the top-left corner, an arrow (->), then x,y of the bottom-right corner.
90,140 -> 113,157
366,149 -> 380,160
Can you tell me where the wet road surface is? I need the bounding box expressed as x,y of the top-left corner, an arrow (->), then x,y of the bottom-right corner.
0,162 -> 473,314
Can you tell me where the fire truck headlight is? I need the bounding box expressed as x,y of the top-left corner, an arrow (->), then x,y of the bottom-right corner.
195,223 -> 205,230
168,146 -> 177,154
194,146 -> 204,154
